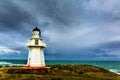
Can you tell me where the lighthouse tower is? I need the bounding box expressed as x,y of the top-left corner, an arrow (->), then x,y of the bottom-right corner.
26,27 -> 46,67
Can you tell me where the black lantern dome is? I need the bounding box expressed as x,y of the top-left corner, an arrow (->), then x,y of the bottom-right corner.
32,27 -> 41,32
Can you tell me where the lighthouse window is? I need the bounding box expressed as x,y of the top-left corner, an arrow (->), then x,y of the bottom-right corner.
35,40 -> 38,45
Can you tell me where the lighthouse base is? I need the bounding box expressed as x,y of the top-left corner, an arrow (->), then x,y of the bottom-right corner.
26,65 -> 46,68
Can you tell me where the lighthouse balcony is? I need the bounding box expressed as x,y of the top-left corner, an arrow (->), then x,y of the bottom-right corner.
26,42 -> 46,48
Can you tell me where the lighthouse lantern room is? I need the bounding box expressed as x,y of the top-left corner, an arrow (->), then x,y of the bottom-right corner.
26,27 -> 46,67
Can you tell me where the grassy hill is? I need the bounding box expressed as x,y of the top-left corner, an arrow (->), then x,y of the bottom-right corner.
0,65 -> 120,80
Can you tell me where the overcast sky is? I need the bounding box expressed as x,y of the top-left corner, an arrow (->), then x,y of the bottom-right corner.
0,0 -> 120,60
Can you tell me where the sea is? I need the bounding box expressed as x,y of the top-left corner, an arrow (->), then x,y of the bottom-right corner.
0,60 -> 120,74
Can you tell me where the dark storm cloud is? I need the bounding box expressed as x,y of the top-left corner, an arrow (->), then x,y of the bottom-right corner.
0,0 -> 84,34
0,0 -> 37,32
14,0 -> 83,27
37,0 -> 82,25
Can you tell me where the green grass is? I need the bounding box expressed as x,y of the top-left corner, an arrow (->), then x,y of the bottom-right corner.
0,65 -> 119,80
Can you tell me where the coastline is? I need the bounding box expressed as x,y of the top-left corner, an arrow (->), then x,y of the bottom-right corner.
1,60 -> 120,75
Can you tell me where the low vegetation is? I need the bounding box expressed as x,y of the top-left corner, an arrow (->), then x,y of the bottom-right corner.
0,65 -> 120,80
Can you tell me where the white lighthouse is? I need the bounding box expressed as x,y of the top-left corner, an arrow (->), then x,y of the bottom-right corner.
26,27 -> 46,68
